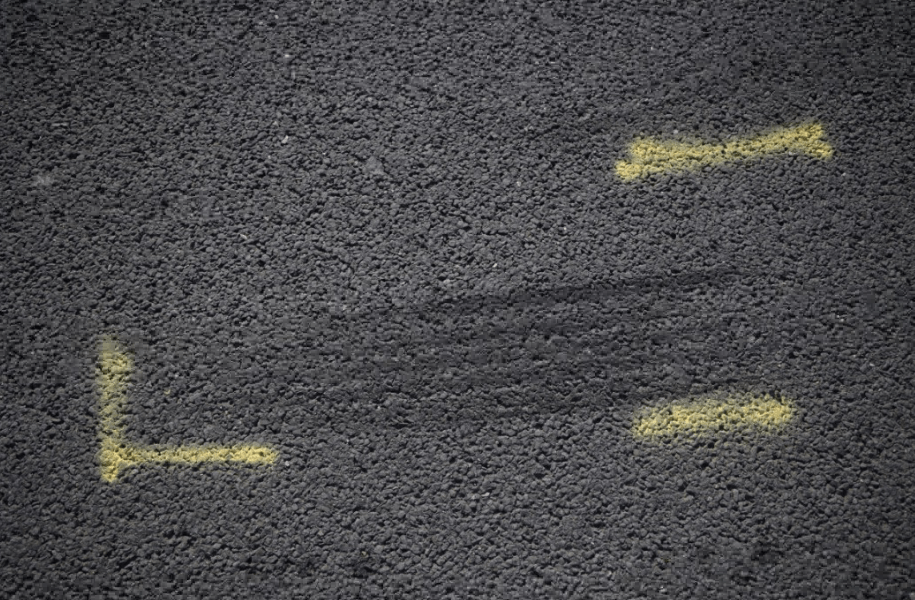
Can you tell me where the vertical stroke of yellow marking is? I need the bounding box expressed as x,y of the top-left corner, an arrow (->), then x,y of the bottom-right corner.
615,123 -> 833,180
632,393 -> 795,440
96,336 -> 278,482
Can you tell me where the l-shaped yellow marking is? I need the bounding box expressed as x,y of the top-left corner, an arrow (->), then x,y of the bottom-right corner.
96,336 -> 277,482
616,123 -> 832,180
632,393 -> 795,440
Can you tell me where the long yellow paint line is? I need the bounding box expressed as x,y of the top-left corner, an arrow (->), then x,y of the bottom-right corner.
616,123 -> 832,180
96,336 -> 278,482
632,393 -> 795,440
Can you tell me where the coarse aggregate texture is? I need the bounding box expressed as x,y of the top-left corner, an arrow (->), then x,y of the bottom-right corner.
1,0 -> 914,598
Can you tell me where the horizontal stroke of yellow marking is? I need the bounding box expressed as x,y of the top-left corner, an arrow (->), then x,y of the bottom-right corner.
616,123 -> 833,181
96,336 -> 278,482
632,393 -> 794,440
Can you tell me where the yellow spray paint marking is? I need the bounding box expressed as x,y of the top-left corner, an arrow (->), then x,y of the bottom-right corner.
632,393 -> 795,440
616,123 -> 833,180
96,336 -> 278,482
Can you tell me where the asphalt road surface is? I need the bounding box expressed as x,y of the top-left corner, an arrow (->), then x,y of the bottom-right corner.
2,0 -> 915,598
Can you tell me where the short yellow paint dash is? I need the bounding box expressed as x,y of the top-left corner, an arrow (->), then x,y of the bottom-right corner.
632,393 -> 795,440
128,445 -> 279,465
95,335 -> 277,482
616,123 -> 833,180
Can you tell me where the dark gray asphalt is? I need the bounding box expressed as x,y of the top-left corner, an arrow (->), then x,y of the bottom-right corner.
2,0 -> 914,598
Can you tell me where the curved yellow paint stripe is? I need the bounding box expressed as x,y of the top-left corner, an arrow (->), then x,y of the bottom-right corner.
632,393 -> 795,440
616,123 -> 832,180
96,336 -> 277,482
